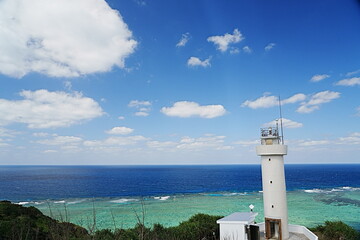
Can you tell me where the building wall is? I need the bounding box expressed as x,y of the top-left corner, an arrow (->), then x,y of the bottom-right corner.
219,223 -> 247,240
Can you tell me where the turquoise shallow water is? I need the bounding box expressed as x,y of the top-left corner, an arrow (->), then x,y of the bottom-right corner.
21,187 -> 360,231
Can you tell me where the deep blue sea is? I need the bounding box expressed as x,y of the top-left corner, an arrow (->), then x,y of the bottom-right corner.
1,164 -> 360,230
1,164 -> 359,201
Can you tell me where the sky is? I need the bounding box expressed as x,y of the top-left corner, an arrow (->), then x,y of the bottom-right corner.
0,0 -> 359,165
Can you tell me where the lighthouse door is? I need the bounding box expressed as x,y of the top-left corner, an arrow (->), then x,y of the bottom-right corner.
265,218 -> 282,240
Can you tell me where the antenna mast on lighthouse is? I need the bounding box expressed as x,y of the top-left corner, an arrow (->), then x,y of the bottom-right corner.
279,95 -> 284,145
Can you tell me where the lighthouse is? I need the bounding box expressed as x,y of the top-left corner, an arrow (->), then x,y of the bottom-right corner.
217,122 -> 318,240
256,124 -> 289,240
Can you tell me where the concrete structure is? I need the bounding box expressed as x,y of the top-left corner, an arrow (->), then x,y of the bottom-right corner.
256,223 -> 318,240
217,212 -> 258,240
256,126 -> 289,240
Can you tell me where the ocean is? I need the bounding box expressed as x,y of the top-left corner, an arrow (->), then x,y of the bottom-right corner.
1,164 -> 359,230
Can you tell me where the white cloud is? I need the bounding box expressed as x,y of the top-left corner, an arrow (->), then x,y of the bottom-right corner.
339,132 -> 360,145
298,140 -> 330,146
297,90 -> 340,113
233,140 -> 258,146
33,134 -> 150,153
176,135 -> 232,151
84,135 -> 147,147
230,48 -> 240,54
281,93 -> 307,104
118,116 -> 125,120
0,127 -> 18,138
0,127 -> 17,147
292,132 -> 360,150
61,145 -> 82,151
176,33 -> 190,47
243,46 -> 252,53
207,29 -> 244,52
0,89 -> 103,128
37,135 -> 83,145
33,132 -> 50,137
128,100 -> 151,116
281,119 -> 303,128
135,111 -> 149,117
306,91 -> 340,105
64,81 -> 72,90
296,105 -> 319,113
147,140 -> 177,150
187,57 -> 211,68
106,126 -> 134,135
335,77 -> 360,86
263,118 -> 303,129
0,0 -> 137,78
241,93 -> 305,109
0,140 -> 10,147
265,43 -> 276,51
310,74 -> 330,82
146,134 -> 233,152
161,101 -> 226,118
43,149 -> 58,153
346,69 -> 360,77
242,95 -> 278,109
128,100 -> 151,107
133,0 -> 146,6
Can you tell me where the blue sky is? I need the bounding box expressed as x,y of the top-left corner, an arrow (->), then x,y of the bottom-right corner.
0,0 -> 359,165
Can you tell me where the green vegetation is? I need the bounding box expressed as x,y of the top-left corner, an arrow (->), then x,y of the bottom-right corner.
0,201 -> 221,240
1,200 -> 360,240
0,200 -> 88,239
92,214 -> 221,240
310,221 -> 360,240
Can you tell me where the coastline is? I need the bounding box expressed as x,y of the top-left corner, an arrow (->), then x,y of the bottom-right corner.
11,186 -> 360,231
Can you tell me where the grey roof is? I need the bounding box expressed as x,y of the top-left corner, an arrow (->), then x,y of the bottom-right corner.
217,212 -> 258,224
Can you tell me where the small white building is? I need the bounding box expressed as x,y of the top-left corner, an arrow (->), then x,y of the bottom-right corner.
217,125 -> 318,240
217,212 -> 258,240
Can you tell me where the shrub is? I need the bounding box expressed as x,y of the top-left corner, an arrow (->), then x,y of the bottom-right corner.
94,229 -> 115,240
170,213 -> 222,240
0,200 -> 88,240
310,221 -> 360,240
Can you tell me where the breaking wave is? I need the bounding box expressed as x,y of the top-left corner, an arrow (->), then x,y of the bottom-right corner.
67,199 -> 87,205
154,196 -> 170,201
304,186 -> 360,194
110,198 -> 138,204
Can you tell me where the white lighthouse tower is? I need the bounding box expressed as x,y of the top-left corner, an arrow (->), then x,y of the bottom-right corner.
256,123 -> 289,240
